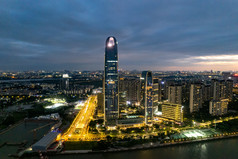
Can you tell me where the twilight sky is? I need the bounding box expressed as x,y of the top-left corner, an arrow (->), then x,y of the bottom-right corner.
1,0 -> 238,71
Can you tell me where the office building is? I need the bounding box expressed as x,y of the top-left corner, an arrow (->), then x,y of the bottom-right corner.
141,71 -> 153,125
104,36 -> 119,127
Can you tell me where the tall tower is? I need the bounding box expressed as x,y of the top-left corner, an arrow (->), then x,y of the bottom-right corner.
141,71 -> 153,125
104,36 -> 119,127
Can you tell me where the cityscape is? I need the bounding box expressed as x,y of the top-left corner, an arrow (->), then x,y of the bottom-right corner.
1,1 -> 238,159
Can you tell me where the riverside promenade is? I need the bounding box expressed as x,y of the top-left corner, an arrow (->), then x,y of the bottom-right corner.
57,132 -> 238,155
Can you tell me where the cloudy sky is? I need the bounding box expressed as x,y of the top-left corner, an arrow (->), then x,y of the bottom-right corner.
1,0 -> 238,71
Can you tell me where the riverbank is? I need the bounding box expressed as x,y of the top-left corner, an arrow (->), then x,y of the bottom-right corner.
40,137 -> 238,159
61,133 -> 238,154
20,131 -> 238,158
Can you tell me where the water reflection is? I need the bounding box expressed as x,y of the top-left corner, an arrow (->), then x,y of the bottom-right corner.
48,138 -> 238,159
0,122 -> 53,158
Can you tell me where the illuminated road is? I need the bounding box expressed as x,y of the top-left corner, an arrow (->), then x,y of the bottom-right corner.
61,95 -> 97,141
60,97 -> 238,141
197,116 -> 238,127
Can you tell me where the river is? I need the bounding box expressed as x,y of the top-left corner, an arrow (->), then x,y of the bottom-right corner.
48,138 -> 238,159
0,121 -> 54,159
1,123 -> 237,159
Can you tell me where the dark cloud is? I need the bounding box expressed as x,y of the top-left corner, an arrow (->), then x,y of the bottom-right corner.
0,0 -> 238,71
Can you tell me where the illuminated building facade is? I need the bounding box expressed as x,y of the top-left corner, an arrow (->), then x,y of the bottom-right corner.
141,71 -> 153,125
119,91 -> 127,116
97,93 -> 104,116
162,103 -> 183,123
190,83 -> 203,113
104,36 -> 119,127
209,99 -> 228,116
212,79 -> 233,101
153,78 -> 159,106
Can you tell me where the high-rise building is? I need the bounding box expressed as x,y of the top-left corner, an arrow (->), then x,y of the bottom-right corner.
97,93 -> 104,116
190,83 -> 203,113
141,71 -> 153,125
164,80 -> 175,99
158,81 -> 162,102
119,77 -> 141,105
153,78 -> 159,106
104,36 -> 119,127
202,85 -> 211,102
168,85 -> 182,105
119,91 -> 126,116
182,82 -> 191,104
225,80 -> 233,101
162,103 -> 183,123
60,74 -> 69,90
209,99 -> 228,116
211,79 -> 226,100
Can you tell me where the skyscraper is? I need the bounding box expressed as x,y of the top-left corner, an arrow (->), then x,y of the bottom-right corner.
141,71 -> 153,125
104,36 -> 119,127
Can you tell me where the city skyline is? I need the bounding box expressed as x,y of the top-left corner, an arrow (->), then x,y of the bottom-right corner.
1,1 -> 238,158
1,1 -> 238,71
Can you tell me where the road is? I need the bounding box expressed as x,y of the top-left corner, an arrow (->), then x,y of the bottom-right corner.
61,95 -> 97,141
60,96 -> 238,141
